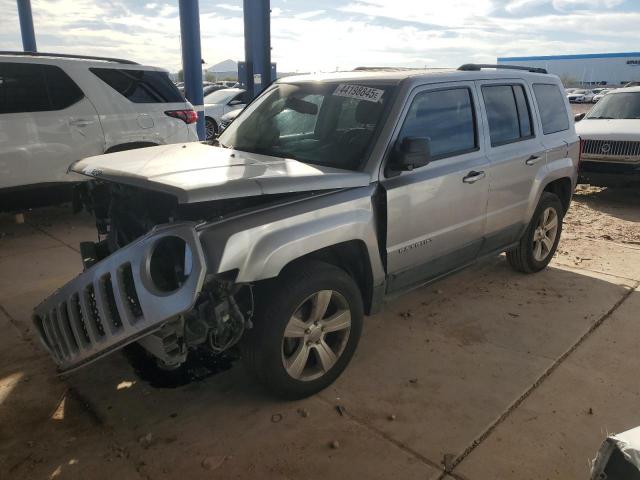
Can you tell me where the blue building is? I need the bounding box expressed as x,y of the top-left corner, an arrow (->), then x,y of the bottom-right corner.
498,52 -> 640,86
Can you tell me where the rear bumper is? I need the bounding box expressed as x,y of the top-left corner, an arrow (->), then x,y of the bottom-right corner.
32,223 -> 207,373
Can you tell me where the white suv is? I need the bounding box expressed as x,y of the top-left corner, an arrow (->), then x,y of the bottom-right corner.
0,52 -> 198,208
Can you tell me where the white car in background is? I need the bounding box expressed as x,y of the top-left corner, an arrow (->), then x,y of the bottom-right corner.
203,88 -> 248,140
592,89 -> 613,103
0,52 -> 198,210
217,107 -> 243,134
567,89 -> 596,103
575,86 -> 640,186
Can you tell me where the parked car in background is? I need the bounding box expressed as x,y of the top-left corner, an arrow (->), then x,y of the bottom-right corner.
0,52 -> 198,210
567,89 -> 595,103
215,80 -> 237,88
576,86 -> 640,187
203,84 -> 225,96
592,89 -> 613,103
33,64 -> 578,399
203,88 -> 248,139
217,107 -> 242,134
624,81 -> 640,88
565,88 -> 578,94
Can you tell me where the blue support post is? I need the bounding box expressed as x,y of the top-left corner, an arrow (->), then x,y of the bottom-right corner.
178,0 -> 205,140
243,0 -> 271,99
17,0 -> 37,52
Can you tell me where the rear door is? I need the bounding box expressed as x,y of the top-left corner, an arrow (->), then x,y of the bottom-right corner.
382,82 -> 490,293
476,80 -> 546,252
87,67 -> 193,147
0,61 -> 103,189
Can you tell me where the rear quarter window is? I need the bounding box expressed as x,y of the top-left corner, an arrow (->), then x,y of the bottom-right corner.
533,84 -> 570,134
90,68 -> 183,104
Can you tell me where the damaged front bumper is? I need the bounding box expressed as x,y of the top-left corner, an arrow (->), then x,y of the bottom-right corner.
32,223 -> 207,373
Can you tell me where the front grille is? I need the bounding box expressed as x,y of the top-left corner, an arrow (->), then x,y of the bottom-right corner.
33,224 -> 206,372
582,139 -> 640,162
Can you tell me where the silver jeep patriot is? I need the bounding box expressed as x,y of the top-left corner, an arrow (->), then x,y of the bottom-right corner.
33,64 -> 579,399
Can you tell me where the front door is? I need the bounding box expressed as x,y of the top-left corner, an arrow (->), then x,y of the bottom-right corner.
381,82 -> 489,293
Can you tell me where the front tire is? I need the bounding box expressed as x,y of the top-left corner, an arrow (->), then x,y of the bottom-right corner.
242,261 -> 363,399
507,192 -> 563,273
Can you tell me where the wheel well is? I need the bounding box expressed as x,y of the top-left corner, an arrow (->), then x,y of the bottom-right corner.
280,241 -> 375,315
543,177 -> 572,214
205,117 -> 217,128
105,142 -> 158,154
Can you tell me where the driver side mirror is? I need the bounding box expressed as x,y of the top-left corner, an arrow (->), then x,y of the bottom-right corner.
574,112 -> 586,122
389,137 -> 431,174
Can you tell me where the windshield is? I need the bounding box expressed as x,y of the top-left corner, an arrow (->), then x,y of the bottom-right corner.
586,92 -> 640,119
204,89 -> 237,104
217,81 -> 396,171
573,90 -> 587,94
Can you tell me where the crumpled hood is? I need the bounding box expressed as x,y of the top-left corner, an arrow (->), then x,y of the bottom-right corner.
71,142 -> 371,203
577,119 -> 640,141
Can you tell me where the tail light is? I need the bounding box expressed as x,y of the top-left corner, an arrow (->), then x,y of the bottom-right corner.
165,109 -> 198,124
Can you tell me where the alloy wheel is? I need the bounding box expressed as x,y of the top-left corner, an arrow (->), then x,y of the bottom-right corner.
532,207 -> 559,261
281,290 -> 351,381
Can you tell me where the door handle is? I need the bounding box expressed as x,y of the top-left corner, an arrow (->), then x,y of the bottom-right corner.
69,119 -> 94,127
462,170 -> 486,184
525,155 -> 542,166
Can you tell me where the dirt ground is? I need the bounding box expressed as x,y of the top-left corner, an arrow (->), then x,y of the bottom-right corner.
1,185 -> 639,480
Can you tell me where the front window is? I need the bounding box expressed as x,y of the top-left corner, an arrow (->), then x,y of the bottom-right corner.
586,92 -> 640,119
217,81 -> 396,171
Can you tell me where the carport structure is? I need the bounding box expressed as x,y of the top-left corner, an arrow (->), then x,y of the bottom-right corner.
14,0 -> 272,140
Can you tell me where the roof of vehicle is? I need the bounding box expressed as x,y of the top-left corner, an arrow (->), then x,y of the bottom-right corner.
278,66 -> 554,85
0,51 -> 164,71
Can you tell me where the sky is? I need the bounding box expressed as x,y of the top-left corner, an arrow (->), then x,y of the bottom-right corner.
0,0 -> 638,73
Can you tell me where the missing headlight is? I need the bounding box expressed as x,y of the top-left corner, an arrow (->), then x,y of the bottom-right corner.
149,236 -> 192,293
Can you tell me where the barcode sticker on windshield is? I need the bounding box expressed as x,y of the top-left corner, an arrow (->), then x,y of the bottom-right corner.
333,84 -> 384,103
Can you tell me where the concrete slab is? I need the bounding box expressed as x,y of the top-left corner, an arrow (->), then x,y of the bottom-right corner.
555,239 -> 640,281
455,286 -> 640,480
0,215 -> 60,258
317,260 -> 635,467
58,352 -> 442,480
26,206 -> 97,252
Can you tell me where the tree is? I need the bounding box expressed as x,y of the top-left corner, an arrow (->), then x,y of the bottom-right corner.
177,69 -> 184,82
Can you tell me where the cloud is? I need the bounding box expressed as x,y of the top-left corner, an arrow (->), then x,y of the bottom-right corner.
0,0 -> 637,74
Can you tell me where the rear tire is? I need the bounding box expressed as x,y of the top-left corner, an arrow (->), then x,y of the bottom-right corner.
507,192 -> 563,273
242,261 -> 363,399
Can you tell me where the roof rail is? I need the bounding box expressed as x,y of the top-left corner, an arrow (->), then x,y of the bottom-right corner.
353,66 -> 423,72
0,51 -> 138,65
458,63 -> 548,74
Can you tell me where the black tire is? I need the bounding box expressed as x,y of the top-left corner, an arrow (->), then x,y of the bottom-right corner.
205,117 -> 217,140
507,192 -> 564,273
242,261 -> 364,399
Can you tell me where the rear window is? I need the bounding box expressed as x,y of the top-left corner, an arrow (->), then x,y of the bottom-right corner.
0,62 -> 83,114
533,84 -> 570,134
90,68 -> 182,103
482,84 -> 534,146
